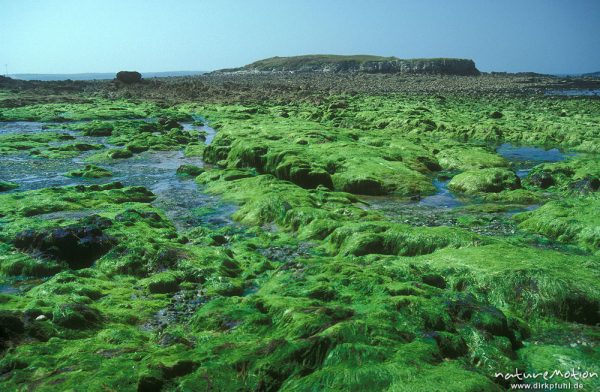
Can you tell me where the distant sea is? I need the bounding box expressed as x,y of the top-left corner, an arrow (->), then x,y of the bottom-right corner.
9,71 -> 206,81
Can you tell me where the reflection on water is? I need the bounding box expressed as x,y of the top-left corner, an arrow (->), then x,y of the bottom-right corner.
496,143 -> 575,178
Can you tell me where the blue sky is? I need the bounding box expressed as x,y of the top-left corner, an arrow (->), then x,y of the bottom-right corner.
1,0 -> 599,74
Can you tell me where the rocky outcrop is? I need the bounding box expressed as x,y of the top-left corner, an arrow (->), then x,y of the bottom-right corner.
218,55 -> 480,76
116,71 -> 142,83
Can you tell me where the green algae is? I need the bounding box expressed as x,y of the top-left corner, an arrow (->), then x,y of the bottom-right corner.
0,93 -> 599,391
66,164 -> 113,178
448,168 -> 521,194
516,196 -> 600,254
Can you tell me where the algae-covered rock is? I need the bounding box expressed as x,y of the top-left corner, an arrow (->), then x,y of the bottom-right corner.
52,303 -> 101,329
436,146 -> 508,171
143,272 -> 181,294
107,148 -> 134,159
516,197 -> 600,253
176,164 -> 205,177
524,158 -> 600,193
13,216 -> 115,269
0,181 -> 19,192
67,164 -> 112,178
448,168 -> 520,194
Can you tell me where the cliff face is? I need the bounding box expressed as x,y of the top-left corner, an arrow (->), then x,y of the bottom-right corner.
219,55 -> 480,76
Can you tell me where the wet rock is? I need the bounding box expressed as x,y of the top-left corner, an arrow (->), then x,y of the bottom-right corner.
108,149 -> 133,159
52,303 -> 101,329
82,123 -> 113,136
176,164 -> 205,177
526,171 -> 554,189
219,259 -> 242,278
158,117 -> 182,130
67,164 -> 112,179
13,215 -> 115,269
116,71 -> 142,84
126,143 -> 149,153
221,169 -> 254,181
115,209 -> 167,228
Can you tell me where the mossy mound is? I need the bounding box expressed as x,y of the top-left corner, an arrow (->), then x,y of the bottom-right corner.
448,168 -> 521,194
516,197 -> 600,254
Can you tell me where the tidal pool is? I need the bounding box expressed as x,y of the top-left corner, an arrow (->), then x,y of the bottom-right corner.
0,120 -> 234,230
496,142 -> 575,178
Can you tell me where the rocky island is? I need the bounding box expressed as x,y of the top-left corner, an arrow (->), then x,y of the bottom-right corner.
217,54 -> 480,75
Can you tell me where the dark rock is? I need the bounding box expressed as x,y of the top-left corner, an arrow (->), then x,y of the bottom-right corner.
422,274 -> 447,289
0,311 -> 25,342
340,178 -> 385,195
527,171 -> 554,189
137,375 -> 163,392
471,306 -> 511,338
160,360 -> 199,379
569,177 -> 600,193
26,321 -> 57,342
13,215 -> 115,269
447,294 -> 478,320
560,295 -> 600,325
158,117 -> 182,130
116,71 -> 142,84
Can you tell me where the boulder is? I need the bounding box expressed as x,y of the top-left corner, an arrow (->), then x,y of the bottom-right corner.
116,71 -> 142,84
13,215 -> 115,269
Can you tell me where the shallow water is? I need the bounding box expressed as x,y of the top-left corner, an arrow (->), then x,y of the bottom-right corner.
545,89 -> 600,97
365,142 -> 578,236
0,120 -> 233,230
419,178 -> 462,208
496,143 -> 575,178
